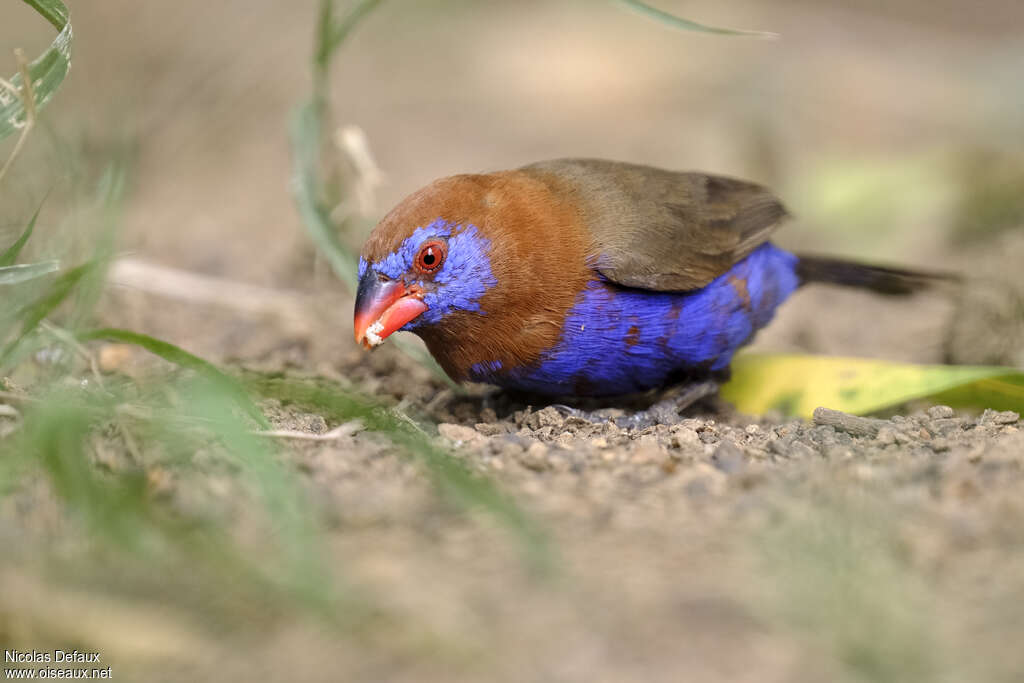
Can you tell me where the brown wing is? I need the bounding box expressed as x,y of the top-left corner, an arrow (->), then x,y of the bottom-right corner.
520,158 -> 788,291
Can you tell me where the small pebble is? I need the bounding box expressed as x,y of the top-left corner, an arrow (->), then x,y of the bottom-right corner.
927,405 -> 955,420
789,441 -> 819,459
699,430 -> 719,445
475,422 -> 508,436
526,406 -> 564,430
438,423 -> 484,446
931,418 -> 961,436
712,440 -> 745,474
670,428 -> 701,450
876,427 -> 896,446
518,441 -> 551,471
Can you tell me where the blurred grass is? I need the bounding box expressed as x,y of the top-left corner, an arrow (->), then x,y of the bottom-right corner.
290,0 -> 454,384
0,202 -> 42,265
242,371 -> 550,570
0,259 -> 58,284
0,0 -> 71,143
0,163 -> 349,624
0,0 -> 71,185
616,0 -> 778,38
1,5 -> 551,662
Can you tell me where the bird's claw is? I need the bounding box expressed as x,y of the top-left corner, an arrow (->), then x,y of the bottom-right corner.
551,404 -> 605,424
552,381 -> 721,430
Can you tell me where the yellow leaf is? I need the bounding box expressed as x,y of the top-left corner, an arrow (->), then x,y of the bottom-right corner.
721,353 -> 1024,418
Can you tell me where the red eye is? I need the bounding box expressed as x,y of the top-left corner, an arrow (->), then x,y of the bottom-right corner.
415,239 -> 447,274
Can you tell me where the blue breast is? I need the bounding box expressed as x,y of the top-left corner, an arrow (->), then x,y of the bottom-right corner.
468,243 -> 799,395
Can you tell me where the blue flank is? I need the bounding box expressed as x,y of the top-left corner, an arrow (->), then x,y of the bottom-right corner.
468,244 -> 800,395
360,219 -> 497,328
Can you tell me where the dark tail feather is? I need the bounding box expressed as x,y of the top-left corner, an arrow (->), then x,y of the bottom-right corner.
795,254 -> 959,295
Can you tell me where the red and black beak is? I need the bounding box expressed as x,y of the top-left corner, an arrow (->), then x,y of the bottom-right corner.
353,270 -> 428,349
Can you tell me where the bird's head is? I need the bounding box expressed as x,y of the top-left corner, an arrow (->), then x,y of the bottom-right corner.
353,218 -> 498,349
354,176 -> 499,350
353,170 -> 592,382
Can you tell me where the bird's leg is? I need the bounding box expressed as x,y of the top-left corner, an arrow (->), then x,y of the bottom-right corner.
551,380 -> 721,429
549,403 -> 607,424
613,380 -> 721,430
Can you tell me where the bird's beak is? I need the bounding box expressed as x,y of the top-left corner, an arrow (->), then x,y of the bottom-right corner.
353,270 -> 428,349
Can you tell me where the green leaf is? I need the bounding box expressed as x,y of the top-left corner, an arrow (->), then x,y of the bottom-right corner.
0,260 -> 59,285
77,327 -> 270,428
0,0 -> 73,142
0,203 -> 43,266
721,353 -> 1024,418
615,0 -> 778,39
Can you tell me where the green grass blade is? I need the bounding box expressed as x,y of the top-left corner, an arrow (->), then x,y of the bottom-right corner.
0,0 -> 73,141
0,260 -> 59,285
0,203 -> 43,266
0,261 -> 90,367
70,332 -> 335,604
615,0 -> 778,38
245,373 -> 551,569
77,327 -> 269,428
15,393 -> 147,543
70,164 -> 126,330
314,0 -> 384,90
293,1 -> 458,387
326,0 -> 384,56
6,381 -> 341,616
289,102 -> 360,290
722,352 -> 1024,417
169,376 -> 335,608
22,0 -> 68,30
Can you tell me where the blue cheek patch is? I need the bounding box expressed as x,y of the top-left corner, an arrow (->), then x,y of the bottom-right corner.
479,244 -> 799,396
418,223 -> 497,325
364,219 -> 497,329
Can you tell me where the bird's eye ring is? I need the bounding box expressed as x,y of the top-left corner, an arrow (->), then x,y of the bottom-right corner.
414,239 -> 447,274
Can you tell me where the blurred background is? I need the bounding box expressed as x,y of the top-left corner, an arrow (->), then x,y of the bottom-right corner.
2,1 -> 1023,681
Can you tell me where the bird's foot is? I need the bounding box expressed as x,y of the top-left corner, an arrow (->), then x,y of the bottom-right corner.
614,380 -> 720,430
550,404 -> 609,425
552,380 -> 720,430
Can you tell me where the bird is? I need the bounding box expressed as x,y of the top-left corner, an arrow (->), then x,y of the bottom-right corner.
354,158 -> 949,409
